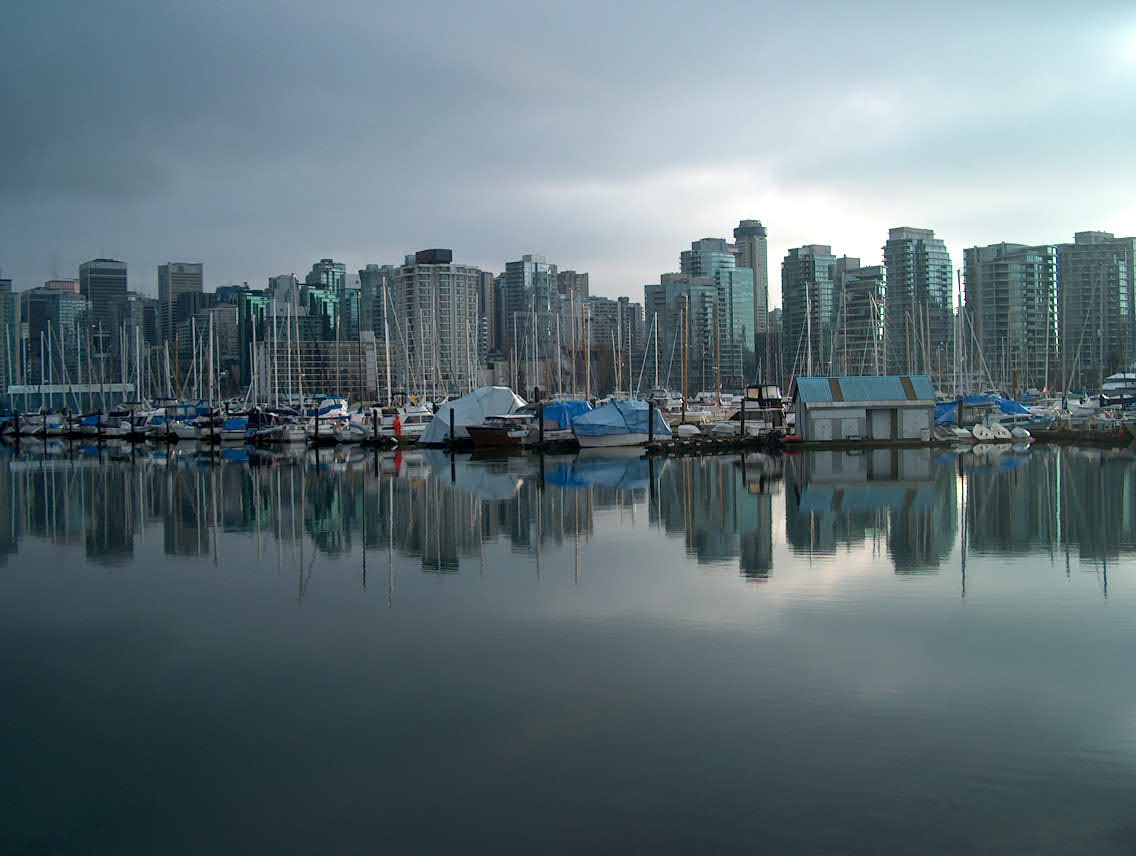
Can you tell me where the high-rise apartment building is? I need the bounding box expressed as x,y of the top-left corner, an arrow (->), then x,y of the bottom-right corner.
1055,231 -> 1135,389
781,244 -> 837,381
882,227 -> 954,378
681,238 -> 755,385
644,273 -> 720,394
305,258 -> 346,295
359,264 -> 395,341
963,243 -> 1058,393
733,220 -> 770,376
583,295 -> 644,395
502,254 -> 559,358
157,262 -> 203,345
681,238 -> 735,276
645,237 -> 755,391
390,249 -> 484,396
126,292 -> 160,348
833,258 -> 886,377
477,270 -> 497,353
0,279 -> 16,392
557,270 -> 589,299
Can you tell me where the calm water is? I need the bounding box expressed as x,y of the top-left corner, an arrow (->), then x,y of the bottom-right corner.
3,441 -> 1136,854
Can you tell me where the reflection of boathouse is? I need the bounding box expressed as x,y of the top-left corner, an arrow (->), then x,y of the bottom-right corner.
786,448 -> 956,572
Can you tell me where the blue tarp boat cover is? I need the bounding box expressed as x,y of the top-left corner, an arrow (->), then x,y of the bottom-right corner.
571,399 -> 672,437
542,400 -> 592,429
934,395 -> 1031,425
546,455 -> 653,490
222,416 -> 248,431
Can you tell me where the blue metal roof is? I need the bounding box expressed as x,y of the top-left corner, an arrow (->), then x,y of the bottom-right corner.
795,375 -> 935,404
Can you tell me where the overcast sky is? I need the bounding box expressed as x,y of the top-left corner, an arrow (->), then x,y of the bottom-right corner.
2,0 -> 1135,304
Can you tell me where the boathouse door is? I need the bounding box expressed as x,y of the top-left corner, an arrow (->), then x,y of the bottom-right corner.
867,408 -> 896,440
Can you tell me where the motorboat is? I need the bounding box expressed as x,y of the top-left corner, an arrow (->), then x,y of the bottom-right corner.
467,414 -> 534,448
395,404 -> 435,443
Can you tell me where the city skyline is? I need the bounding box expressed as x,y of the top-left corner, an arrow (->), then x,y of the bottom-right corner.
2,2 -> 1135,301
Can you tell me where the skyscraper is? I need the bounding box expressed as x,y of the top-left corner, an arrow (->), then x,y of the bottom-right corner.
0,279 -> 16,392
79,258 -> 128,335
680,238 -> 755,385
645,237 -> 755,392
882,227 -> 954,378
680,238 -> 735,276
781,244 -> 837,381
733,220 -> 770,377
502,254 -> 559,358
359,264 -> 395,341
963,242 -> 1058,393
305,258 -> 346,295
157,262 -> 203,345
644,273 -> 719,394
390,249 -> 484,395
557,270 -> 589,299
1055,231 -> 1135,389
79,259 -> 128,373
833,258 -> 885,377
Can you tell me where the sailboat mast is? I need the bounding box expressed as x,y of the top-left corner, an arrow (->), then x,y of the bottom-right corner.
653,312 -> 659,388
382,280 -> 392,406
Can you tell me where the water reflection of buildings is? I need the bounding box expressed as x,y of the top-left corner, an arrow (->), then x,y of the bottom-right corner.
1,444 -> 1131,579
651,453 -> 780,582
785,448 -> 957,574
1057,449 -> 1136,563
961,447 -> 1136,566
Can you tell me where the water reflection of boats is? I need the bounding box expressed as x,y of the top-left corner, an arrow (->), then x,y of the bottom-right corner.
421,449 -> 525,501
547,453 -> 665,491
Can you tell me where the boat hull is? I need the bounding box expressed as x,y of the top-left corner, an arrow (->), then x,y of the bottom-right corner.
575,432 -> 652,448
466,426 -> 527,448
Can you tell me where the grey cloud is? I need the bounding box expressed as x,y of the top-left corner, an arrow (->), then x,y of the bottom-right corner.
1,0 -> 1134,296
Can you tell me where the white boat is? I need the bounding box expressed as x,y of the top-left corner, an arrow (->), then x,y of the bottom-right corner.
970,424 -> 995,442
989,423 -> 1013,441
395,404 -> 435,442
172,421 -> 201,441
256,422 -> 307,444
1010,426 -> 1032,441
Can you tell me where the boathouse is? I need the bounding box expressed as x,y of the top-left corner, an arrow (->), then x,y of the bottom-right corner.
792,375 -> 935,442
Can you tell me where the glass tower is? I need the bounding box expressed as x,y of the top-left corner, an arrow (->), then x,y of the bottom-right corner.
882,227 -> 954,379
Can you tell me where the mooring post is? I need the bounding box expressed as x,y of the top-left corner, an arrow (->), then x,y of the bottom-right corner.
648,401 -> 655,444
449,408 -> 455,447
740,397 -> 746,438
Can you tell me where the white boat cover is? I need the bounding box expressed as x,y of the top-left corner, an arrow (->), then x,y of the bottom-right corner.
420,386 -> 527,445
